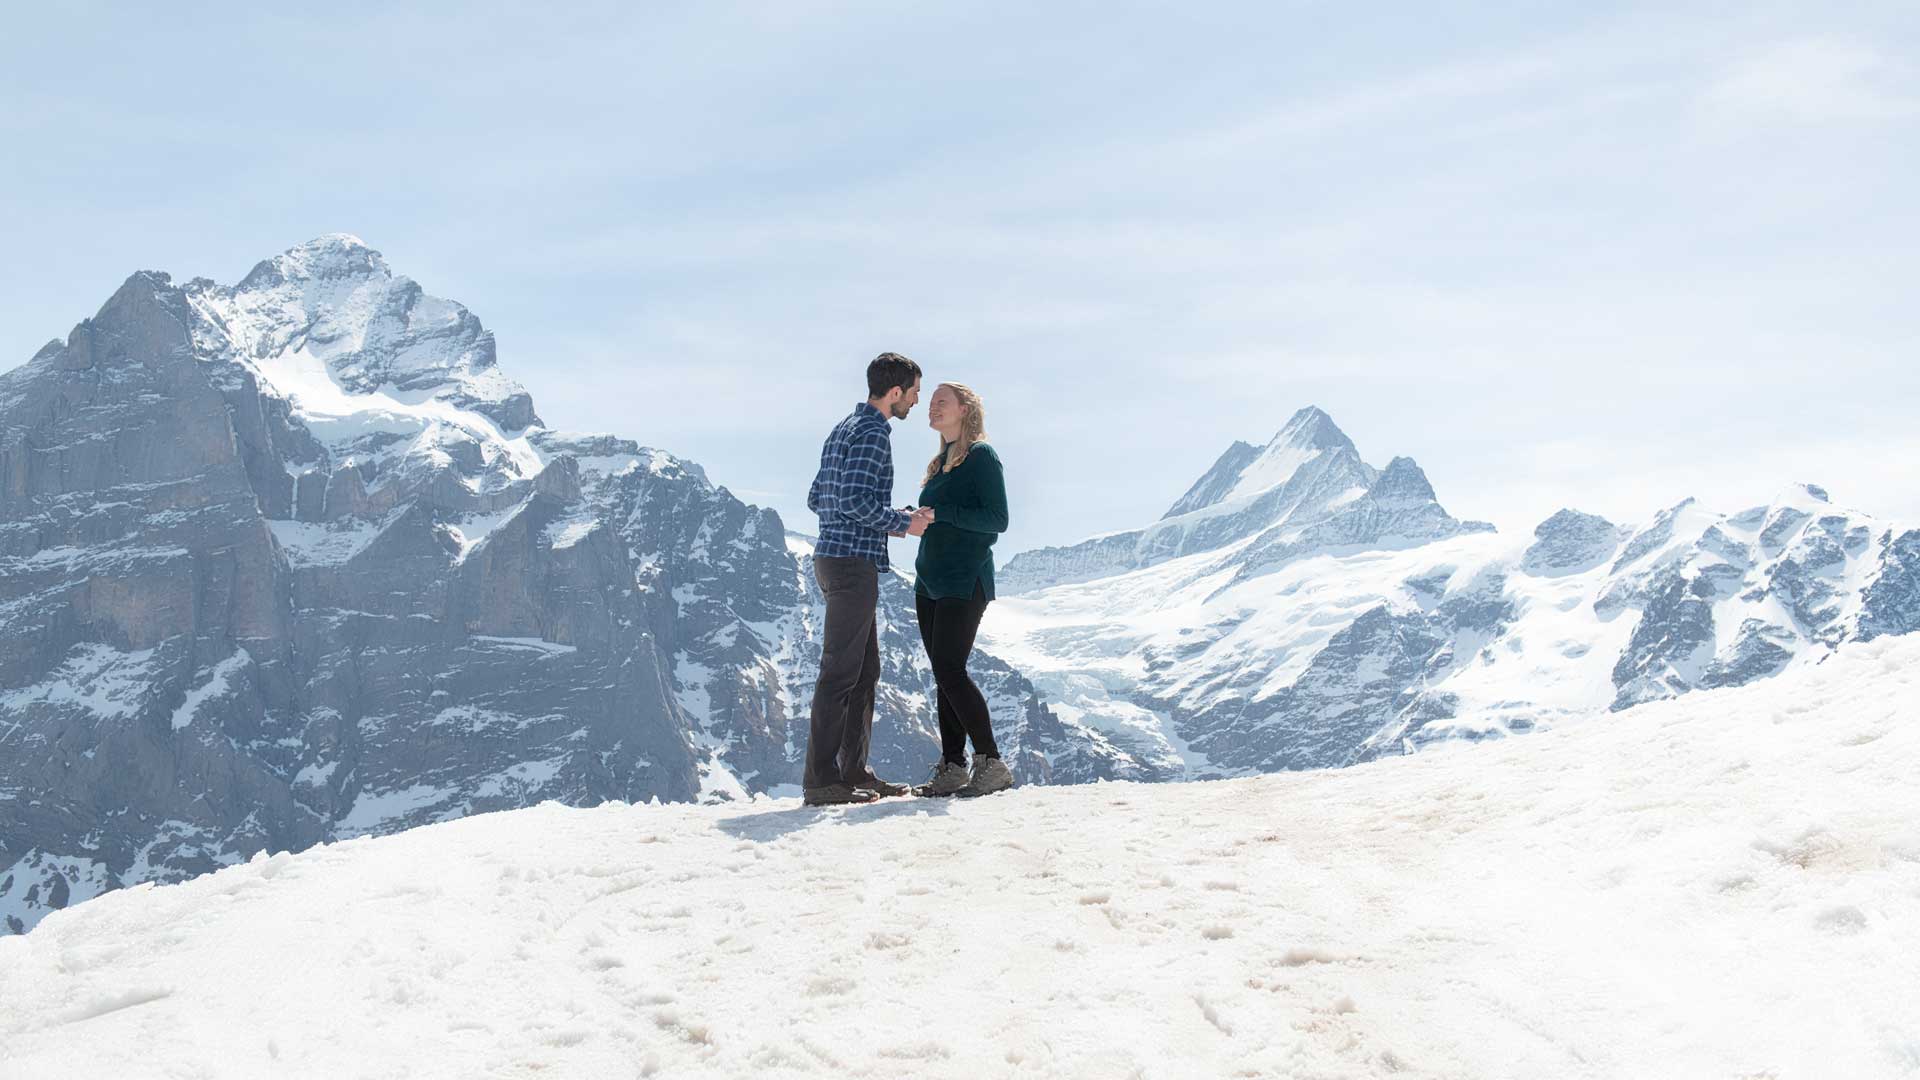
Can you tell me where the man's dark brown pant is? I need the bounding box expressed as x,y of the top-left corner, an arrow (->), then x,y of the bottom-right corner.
803,555 -> 881,789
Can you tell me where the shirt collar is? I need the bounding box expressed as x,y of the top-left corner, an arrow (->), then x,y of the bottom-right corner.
856,401 -> 889,423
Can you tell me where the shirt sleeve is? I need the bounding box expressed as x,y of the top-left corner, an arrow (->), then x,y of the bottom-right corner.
837,423 -> 913,533
930,447 -> 1009,535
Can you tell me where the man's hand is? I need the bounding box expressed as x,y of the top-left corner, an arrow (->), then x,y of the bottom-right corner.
906,506 -> 935,537
890,505 -> 919,538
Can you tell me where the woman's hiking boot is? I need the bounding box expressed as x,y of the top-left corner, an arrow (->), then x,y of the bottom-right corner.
913,760 -> 970,797
956,756 -> 1013,798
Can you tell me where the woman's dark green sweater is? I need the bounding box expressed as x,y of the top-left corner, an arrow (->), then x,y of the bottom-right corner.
914,442 -> 1009,601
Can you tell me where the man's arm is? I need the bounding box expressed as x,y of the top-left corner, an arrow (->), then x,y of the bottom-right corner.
890,507 -> 935,538
806,432 -> 833,515
835,425 -> 913,534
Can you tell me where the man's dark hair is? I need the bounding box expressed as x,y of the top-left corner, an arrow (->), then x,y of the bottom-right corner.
866,352 -> 921,399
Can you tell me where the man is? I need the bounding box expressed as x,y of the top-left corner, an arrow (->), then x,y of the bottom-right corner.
802,353 -> 935,807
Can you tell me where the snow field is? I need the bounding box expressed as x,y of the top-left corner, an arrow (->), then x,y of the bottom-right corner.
2,636 -> 1917,1078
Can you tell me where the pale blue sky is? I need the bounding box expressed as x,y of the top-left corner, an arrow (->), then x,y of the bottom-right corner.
4,2 -> 1916,556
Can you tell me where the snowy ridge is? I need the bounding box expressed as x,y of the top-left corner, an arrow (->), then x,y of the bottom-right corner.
999,406 -> 1487,595
191,238 -> 542,497
3,634 -> 1915,1077
190,233 -> 538,434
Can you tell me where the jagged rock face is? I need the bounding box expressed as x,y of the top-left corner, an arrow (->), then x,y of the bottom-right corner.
1700,620 -> 1796,690
1001,407 -> 1489,594
1521,509 -> 1622,576
1132,566 -> 1519,772
1166,605 -> 1453,771
1595,486 -> 1911,710
0,238 -> 1105,933
1858,530 -> 1920,642
1611,567 -> 1720,709
0,274 -> 320,933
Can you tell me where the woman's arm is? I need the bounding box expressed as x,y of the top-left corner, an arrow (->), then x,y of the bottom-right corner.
931,446 -> 1009,535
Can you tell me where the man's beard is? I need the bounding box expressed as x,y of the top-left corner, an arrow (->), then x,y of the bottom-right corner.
891,400 -> 912,419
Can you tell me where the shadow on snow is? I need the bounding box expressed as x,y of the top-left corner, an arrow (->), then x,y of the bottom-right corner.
717,796 -> 956,843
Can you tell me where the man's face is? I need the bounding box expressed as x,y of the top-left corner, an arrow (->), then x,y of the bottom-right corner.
888,378 -> 922,419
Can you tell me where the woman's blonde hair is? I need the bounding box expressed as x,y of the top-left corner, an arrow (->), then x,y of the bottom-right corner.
923,382 -> 988,486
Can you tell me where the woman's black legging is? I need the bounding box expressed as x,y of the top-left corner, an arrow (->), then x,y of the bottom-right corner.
914,581 -> 999,764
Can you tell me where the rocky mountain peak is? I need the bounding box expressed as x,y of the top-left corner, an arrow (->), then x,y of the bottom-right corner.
98,269 -> 190,322
1164,406 -> 1366,520
1522,509 -> 1622,576
1365,456 -> 1437,507
238,233 -> 388,290
1239,406 -> 1363,488
192,235 -> 541,435
1269,405 -> 1357,455
42,271 -> 199,379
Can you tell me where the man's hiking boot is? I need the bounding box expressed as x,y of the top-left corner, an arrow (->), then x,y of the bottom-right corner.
913,760 -> 970,797
956,756 -> 1014,798
850,771 -> 910,798
802,782 -> 880,807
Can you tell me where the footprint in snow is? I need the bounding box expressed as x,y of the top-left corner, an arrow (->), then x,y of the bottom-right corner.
651,1009 -> 713,1045
877,1041 -> 954,1061
1814,906 -> 1868,935
804,974 -> 856,998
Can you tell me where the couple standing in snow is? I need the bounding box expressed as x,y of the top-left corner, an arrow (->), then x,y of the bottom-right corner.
801,353 -> 1012,807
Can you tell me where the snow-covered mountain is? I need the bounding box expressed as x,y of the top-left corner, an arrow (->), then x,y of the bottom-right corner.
998,406 -> 1494,594
0,236 -> 1087,933
983,415 -> 1920,781
5,236 -> 1917,936
4,633 -> 1915,1078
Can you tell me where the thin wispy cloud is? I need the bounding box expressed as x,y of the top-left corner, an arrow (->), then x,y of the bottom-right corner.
1702,36 -> 1916,124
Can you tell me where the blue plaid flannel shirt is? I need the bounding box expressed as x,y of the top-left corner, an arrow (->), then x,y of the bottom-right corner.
808,402 -> 913,570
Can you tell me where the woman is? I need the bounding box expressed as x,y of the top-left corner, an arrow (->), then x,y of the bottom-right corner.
911,382 -> 1012,799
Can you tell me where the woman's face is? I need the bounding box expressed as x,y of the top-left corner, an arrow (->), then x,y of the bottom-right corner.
927,386 -> 963,435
